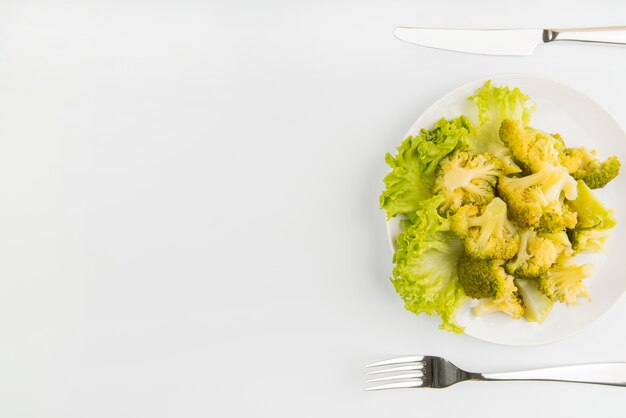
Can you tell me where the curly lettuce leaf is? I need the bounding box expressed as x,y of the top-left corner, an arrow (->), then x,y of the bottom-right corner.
380,116 -> 473,219
391,195 -> 468,332
465,80 -> 536,174
471,80 -> 535,127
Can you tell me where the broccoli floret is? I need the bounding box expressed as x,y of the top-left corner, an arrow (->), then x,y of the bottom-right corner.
568,229 -> 611,253
579,157 -> 620,189
498,164 -> 578,230
567,180 -> 616,230
433,151 -> 502,213
457,255 -> 524,319
499,164 -> 578,203
506,229 -> 561,278
539,231 -> 574,256
499,119 -> 565,173
567,180 -> 616,253
451,198 -> 519,259
537,262 -> 593,305
457,255 -> 507,298
559,147 -> 620,189
472,292 -> 525,320
559,147 -> 594,173
536,202 -> 578,233
515,278 -> 553,324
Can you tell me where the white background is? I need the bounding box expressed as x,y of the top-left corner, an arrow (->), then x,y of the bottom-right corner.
0,0 -> 626,416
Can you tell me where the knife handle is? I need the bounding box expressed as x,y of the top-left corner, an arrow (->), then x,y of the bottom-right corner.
544,26 -> 626,45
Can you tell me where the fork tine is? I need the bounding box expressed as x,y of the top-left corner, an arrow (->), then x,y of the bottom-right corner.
365,356 -> 424,368
364,372 -> 423,383
365,380 -> 423,391
365,364 -> 424,375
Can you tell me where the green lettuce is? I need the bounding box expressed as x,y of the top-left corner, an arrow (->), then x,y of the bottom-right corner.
380,81 -> 546,332
471,80 -> 534,127
391,195 -> 468,333
380,116 -> 473,219
465,80 -> 536,174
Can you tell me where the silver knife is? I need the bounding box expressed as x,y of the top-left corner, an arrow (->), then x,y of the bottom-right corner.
394,26 -> 626,56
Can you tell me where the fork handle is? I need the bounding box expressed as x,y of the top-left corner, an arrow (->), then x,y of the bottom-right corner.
544,26 -> 626,45
477,363 -> 626,387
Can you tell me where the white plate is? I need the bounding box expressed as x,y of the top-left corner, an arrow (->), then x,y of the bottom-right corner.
386,74 -> 626,346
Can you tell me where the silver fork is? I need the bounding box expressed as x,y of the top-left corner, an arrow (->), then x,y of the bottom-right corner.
365,355 -> 626,390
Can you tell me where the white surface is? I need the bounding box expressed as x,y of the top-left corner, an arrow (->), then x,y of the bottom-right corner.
386,74 -> 626,346
2,0 -> 626,416
394,28 -> 543,55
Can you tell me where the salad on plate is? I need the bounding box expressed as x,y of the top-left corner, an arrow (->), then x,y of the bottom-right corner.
380,81 -> 621,333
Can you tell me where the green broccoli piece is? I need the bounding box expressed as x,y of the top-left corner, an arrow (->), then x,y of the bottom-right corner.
472,294 -> 525,319
567,180 -> 616,252
498,164 -> 578,231
433,151 -> 502,213
499,119 -> 565,173
568,229 -> 612,253
537,262 -> 593,305
568,180 -> 616,229
559,147 -> 620,189
539,231 -> 574,256
456,255 -> 524,319
578,156 -> 620,189
506,229 -> 561,279
457,255 -> 507,298
451,197 -> 519,260
536,202 -> 578,233
515,278 -> 553,324
559,147 -> 589,174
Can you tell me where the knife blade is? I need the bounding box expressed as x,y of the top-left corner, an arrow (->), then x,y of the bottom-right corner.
394,26 -> 626,56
